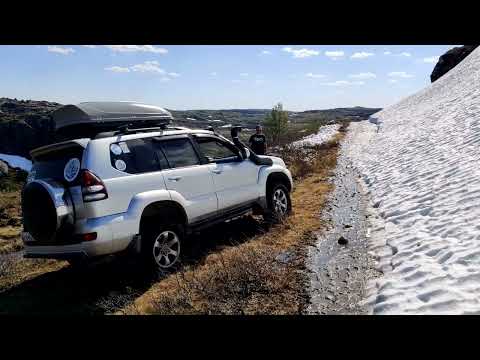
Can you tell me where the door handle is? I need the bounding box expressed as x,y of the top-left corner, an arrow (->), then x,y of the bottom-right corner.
211,169 -> 222,174
168,176 -> 182,181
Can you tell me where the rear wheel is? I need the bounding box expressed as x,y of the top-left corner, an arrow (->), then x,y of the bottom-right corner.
141,223 -> 184,273
264,183 -> 292,223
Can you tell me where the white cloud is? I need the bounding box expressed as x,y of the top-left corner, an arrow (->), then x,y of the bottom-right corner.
321,80 -> 365,86
388,79 -> 398,83
349,72 -> 376,79
131,60 -> 165,74
105,45 -> 168,54
210,72 -> 218,76
82,45 -> 97,48
240,73 -> 249,77
388,71 -> 414,78
105,66 -> 130,73
325,50 -> 344,59
305,72 -> 326,78
105,60 -> 179,81
282,47 -> 320,58
423,56 -> 440,63
260,50 -> 272,55
386,51 -> 413,57
350,51 -> 374,59
232,79 -> 242,83
47,46 -> 75,55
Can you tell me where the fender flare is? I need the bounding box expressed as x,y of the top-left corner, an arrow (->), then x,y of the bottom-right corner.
257,166 -> 293,197
125,189 -> 189,233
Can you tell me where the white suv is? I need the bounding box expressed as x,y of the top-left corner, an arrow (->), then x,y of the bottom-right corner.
21,102 -> 293,270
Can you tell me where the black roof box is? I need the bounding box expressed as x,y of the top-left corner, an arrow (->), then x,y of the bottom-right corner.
52,102 -> 173,139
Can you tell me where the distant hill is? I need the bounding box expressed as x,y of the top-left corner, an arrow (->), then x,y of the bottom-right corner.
0,97 -> 381,158
170,106 -> 381,129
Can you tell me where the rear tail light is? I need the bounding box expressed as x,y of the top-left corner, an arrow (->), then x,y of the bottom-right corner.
80,170 -> 108,202
76,232 -> 97,242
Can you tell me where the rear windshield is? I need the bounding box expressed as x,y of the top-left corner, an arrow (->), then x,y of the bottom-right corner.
30,145 -> 85,183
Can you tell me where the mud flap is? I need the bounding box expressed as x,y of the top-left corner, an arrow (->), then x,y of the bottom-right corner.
130,234 -> 142,254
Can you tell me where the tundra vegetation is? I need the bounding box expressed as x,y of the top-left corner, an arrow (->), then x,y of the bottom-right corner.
0,167 -> 27,255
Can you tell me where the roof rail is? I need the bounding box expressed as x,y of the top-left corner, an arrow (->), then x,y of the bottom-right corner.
93,124 -> 191,139
114,123 -> 168,134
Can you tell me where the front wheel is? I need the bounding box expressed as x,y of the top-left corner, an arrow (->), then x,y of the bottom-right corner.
264,183 -> 292,223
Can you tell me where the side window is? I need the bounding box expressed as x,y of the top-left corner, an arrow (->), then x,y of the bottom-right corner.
160,138 -> 200,169
110,138 -> 161,174
195,137 -> 239,162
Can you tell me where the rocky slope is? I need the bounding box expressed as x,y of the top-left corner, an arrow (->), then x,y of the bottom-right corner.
0,98 -> 60,158
431,45 -> 478,82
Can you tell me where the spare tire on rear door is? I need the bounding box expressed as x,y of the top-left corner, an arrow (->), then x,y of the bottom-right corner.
22,179 -> 75,245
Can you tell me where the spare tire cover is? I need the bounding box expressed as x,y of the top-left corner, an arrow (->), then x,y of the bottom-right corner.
22,180 -> 74,244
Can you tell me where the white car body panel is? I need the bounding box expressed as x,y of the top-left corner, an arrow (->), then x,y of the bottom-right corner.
161,164 -> 218,222
208,160 -> 260,210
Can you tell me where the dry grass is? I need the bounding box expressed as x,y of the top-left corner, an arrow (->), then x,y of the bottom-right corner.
0,188 -> 23,254
0,191 -> 21,227
0,257 -> 66,292
121,124 -> 347,315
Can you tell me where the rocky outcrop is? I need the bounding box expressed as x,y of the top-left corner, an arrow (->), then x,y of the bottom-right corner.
0,98 -> 60,158
431,45 -> 478,83
0,160 -> 8,177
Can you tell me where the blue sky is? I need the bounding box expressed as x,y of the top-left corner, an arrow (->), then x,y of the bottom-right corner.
0,45 -> 455,111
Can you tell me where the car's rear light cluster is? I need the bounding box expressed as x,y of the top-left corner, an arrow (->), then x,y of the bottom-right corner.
80,170 -> 108,202
76,232 -> 98,242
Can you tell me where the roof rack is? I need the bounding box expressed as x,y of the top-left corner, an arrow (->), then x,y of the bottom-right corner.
93,124 -> 191,139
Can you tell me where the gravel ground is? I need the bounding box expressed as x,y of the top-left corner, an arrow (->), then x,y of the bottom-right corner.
306,136 -> 381,314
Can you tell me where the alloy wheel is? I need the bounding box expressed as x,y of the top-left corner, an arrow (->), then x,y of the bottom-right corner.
152,230 -> 181,268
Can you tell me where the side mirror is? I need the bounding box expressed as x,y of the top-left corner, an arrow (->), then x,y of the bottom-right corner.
242,148 -> 250,160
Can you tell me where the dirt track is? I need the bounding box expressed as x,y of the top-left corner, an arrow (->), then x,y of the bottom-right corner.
306,135 -> 381,314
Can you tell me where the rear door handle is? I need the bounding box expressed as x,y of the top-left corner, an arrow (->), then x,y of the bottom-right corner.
211,169 -> 222,174
168,176 -> 182,181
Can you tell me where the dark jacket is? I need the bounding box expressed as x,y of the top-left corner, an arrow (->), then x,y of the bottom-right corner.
249,134 -> 266,155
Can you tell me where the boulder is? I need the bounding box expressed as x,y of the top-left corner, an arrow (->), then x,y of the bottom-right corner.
431,45 -> 478,83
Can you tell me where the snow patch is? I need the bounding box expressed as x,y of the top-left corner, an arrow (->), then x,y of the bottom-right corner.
292,124 -> 340,147
345,47 -> 480,314
0,153 -> 32,172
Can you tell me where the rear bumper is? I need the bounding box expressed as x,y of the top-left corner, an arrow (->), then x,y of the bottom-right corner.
23,211 -> 138,260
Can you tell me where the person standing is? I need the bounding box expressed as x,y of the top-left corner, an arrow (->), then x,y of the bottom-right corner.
249,125 -> 267,155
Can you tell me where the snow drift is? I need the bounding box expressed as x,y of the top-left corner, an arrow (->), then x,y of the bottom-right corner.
0,153 -> 32,172
292,124 -> 340,147
346,47 -> 480,314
